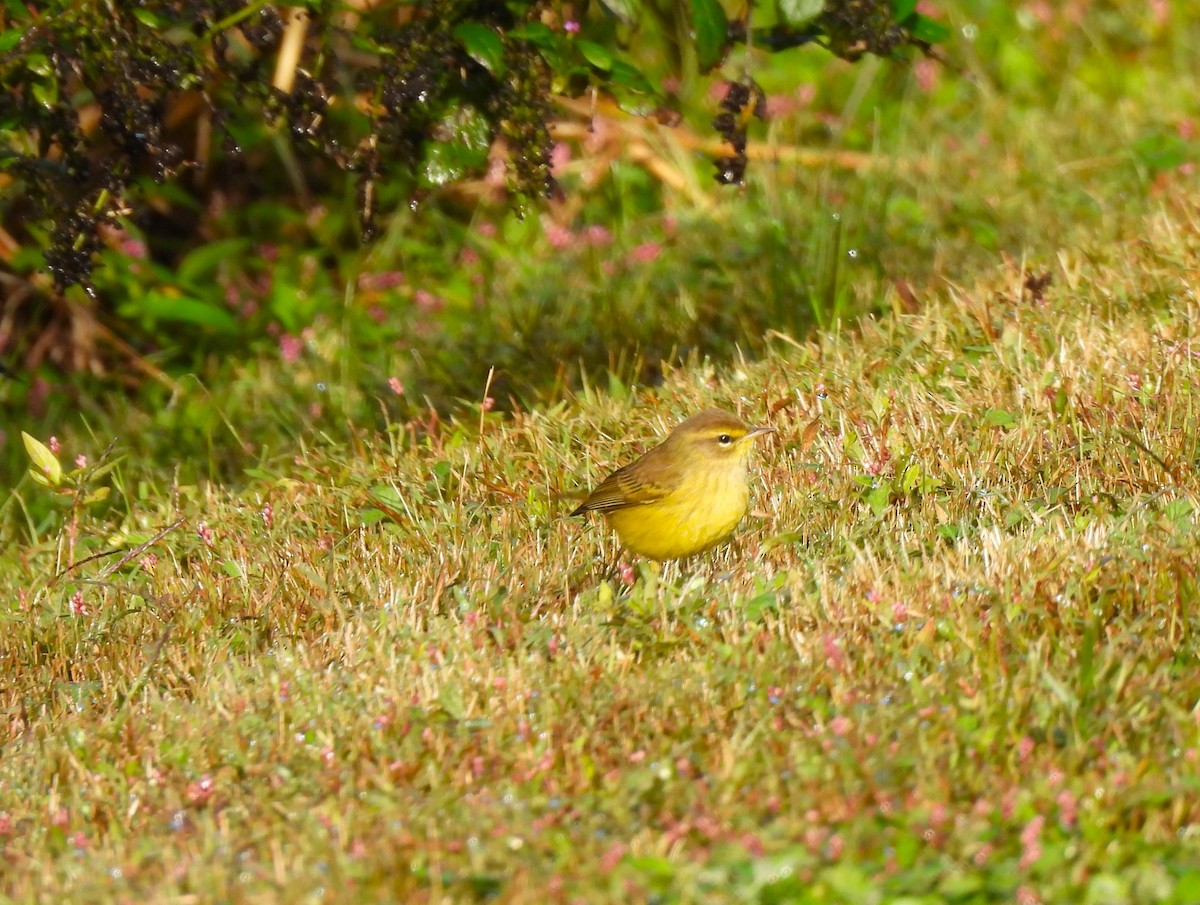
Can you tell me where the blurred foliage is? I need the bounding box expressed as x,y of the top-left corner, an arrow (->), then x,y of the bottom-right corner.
0,0 -> 942,375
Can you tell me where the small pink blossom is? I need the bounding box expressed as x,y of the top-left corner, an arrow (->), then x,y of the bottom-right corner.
829,716 -> 852,737
803,826 -> 826,851
600,842 -> 627,872
1056,790 -> 1078,827
261,501 -> 273,528
928,801 -> 949,827
544,221 -> 574,249
0,812 -> 13,838
74,454 -> 87,468
485,155 -> 507,188
563,19 -> 580,33
279,334 -> 303,363
914,57 -> 939,93
481,396 -> 495,412
69,591 -> 88,616
477,221 -> 497,239
583,225 -> 613,246
388,377 -> 405,396
358,271 -> 405,291
550,142 -> 572,174
628,241 -> 661,264
186,775 -> 215,807
1017,735 -> 1035,762
197,522 -> 214,546
1019,815 -> 1044,869
48,435 -> 61,454
414,289 -> 444,312
69,830 -> 89,850
822,634 -> 845,671
121,236 -> 148,259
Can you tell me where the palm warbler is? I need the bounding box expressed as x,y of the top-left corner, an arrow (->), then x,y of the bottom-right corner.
571,409 -> 773,560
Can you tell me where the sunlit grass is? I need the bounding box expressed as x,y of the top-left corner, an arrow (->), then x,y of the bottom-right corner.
5,196 -> 1200,900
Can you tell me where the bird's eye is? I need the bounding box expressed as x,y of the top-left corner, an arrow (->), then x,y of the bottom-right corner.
717,434 -> 733,445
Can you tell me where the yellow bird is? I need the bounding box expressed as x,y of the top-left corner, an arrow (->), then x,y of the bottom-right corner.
571,408 -> 774,561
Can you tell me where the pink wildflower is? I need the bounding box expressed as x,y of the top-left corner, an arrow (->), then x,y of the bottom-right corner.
279,334 -> 303,363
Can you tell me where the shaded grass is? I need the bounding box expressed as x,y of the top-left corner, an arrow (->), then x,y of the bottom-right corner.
5,196 -> 1200,901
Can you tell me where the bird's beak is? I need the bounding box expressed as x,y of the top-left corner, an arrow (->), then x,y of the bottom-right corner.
745,426 -> 775,441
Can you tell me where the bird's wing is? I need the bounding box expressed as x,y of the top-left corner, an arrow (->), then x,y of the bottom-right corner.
571,449 -> 678,515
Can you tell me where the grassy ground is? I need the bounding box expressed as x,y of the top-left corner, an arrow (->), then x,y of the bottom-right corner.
5,214 -> 1200,901
5,1 -> 1200,903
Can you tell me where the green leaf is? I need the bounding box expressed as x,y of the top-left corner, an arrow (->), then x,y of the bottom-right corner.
24,52 -> 53,77
908,13 -> 952,44
31,79 -> 59,110
1171,870 -> 1200,903
609,58 -> 655,93
131,7 -> 163,28
625,854 -> 672,879
1132,130 -> 1191,175
608,59 -> 661,114
360,508 -> 390,526
576,39 -> 613,72
891,0 -> 918,22
420,106 -> 491,188
688,0 -> 728,71
0,29 -> 23,53
221,561 -> 243,578
136,291 -> 240,332
599,0 -> 640,21
509,21 -> 556,49
22,432 -> 63,486
778,0 -> 824,25
177,239 -> 251,287
370,484 -> 404,508
438,683 -> 466,720
865,483 -> 891,518
982,407 -> 1017,429
83,487 -> 111,506
452,22 -> 506,76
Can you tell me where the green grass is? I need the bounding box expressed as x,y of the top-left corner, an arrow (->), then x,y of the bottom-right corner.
5,1 -> 1200,901
5,217 -> 1200,900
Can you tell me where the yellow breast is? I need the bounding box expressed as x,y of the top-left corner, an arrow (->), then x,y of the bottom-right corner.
604,467 -> 751,561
